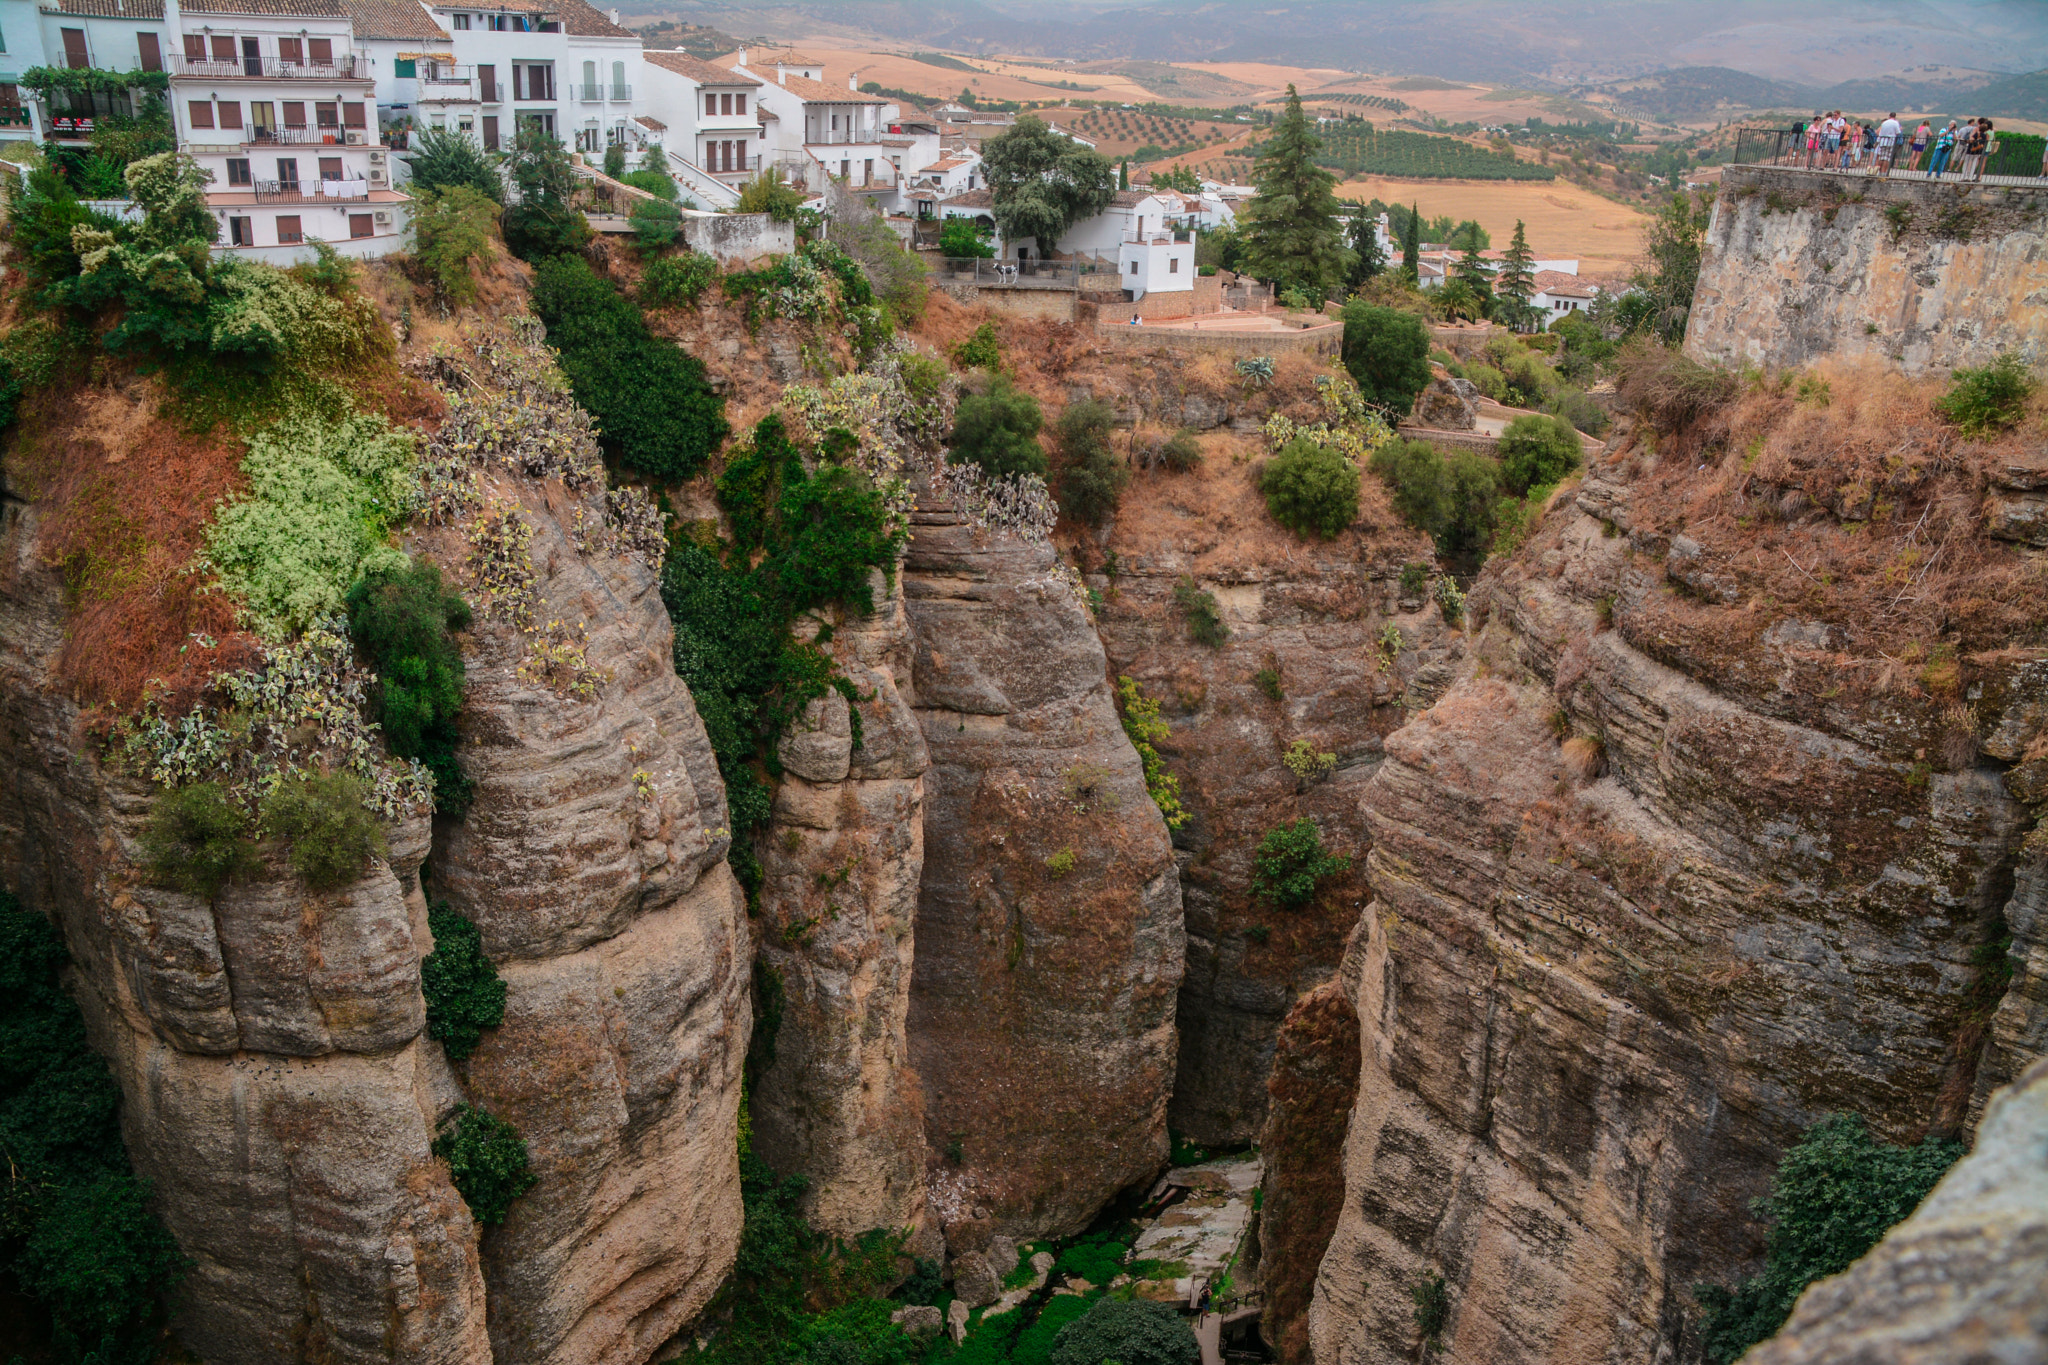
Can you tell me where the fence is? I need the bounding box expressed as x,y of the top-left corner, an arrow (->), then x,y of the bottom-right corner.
931,257 -> 1089,290
1732,125 -> 2048,180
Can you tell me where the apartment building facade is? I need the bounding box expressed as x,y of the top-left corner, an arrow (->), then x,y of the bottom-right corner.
0,0 -> 170,145
164,0 -> 406,259
413,0 -> 636,153
637,47 -> 758,185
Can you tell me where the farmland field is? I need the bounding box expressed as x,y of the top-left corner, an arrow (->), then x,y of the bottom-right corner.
1305,126 -> 1558,180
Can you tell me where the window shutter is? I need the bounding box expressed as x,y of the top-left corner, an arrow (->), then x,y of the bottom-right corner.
188,99 -> 214,130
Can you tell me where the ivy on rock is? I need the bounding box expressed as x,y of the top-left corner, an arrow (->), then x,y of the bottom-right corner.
421,902 -> 506,1062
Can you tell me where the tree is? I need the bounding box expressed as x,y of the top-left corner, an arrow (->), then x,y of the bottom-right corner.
1240,86 -> 1349,295
1452,234 -> 1492,310
939,217 -> 995,258
406,125 -> 501,202
1629,187 -> 1713,344
1051,1298 -> 1199,1365
736,166 -> 804,221
1497,219 -> 1536,309
981,114 -> 1115,248
501,126 -> 589,259
602,140 -> 626,178
1154,163 -> 1200,192
1119,158 -> 1130,190
1697,1115 -> 1962,1364
1341,301 -> 1432,416
1368,439 -> 1500,556
948,375 -> 1046,479
1259,439 -> 1359,538
407,185 -> 499,303
1495,413 -> 1583,495
1052,398 -> 1129,526
1346,204 -> 1385,289
1401,199 -> 1420,281
1252,817 -> 1352,908
1447,219 -> 1489,251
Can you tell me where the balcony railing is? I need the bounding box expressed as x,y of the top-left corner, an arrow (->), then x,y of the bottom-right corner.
575,83 -> 631,102
168,54 -> 361,80
247,126 -> 361,145
703,154 -> 763,178
250,179 -> 371,203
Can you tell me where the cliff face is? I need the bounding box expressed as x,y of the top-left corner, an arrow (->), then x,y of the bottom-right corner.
901,493 -> 1184,1243
750,569 -> 934,1238
1686,168 -> 2048,377
1302,385 -> 2046,1363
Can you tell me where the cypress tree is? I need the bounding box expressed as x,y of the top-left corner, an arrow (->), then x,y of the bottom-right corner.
1241,85 -> 1349,296
1346,202 -> 1385,288
1401,200 -> 1420,281
1496,218 -> 1537,329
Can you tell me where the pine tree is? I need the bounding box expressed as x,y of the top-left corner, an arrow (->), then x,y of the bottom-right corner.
1453,235 -> 1491,310
1241,85 -> 1350,296
1401,200 -> 1420,282
1498,219 -> 1536,307
1345,203 -> 1384,288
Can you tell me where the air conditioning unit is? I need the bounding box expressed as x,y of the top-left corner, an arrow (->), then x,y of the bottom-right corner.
368,169 -> 386,185
368,150 -> 385,165
373,210 -> 391,225
346,130 -> 365,145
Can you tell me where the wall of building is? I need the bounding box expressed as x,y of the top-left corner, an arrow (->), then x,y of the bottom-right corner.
1686,165 -> 2048,376
677,208 -> 793,263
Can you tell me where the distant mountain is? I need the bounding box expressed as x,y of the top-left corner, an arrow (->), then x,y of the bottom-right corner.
1969,69 -> 2048,121
1592,67 -> 1808,121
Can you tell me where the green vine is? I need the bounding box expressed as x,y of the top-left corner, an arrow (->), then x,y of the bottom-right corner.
21,66 -> 170,99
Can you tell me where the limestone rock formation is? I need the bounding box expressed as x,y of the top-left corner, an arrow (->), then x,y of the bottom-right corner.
751,568 -> 933,1237
1742,1056 -> 2048,1365
902,493 -> 1183,1240
1305,464 -> 2033,1364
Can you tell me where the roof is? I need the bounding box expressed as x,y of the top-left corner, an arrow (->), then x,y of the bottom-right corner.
340,0 -> 447,40
38,0 -> 165,16
757,50 -> 823,66
754,68 -> 886,104
644,49 -> 762,86
178,0 -> 347,14
425,0 -> 629,37
879,138 -> 915,148
634,114 -> 665,131
941,187 -> 994,208
1531,268 -> 1594,297
921,156 -> 971,172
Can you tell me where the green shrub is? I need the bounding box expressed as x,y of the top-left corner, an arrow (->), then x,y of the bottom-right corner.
1545,386 -> 1610,436
1159,428 -> 1203,472
0,892 -> 188,1364
432,1103 -> 537,1226
139,782 -> 262,900
736,166 -> 804,220
530,253 -> 728,482
500,127 -> 590,260
948,374 -> 1046,479
1251,816 -> 1351,908
621,167 -> 678,201
628,195 -> 683,252
1462,360 -> 1507,402
204,410 -> 416,637
1050,1296 -> 1199,1365
421,902 -> 506,1062
602,141 -> 626,178
1007,1292 -> 1094,1365
1116,676 -> 1189,829
1341,301 -> 1433,416
1173,575 -> 1229,648
939,217 -> 995,258
408,184 -> 499,303
1054,399 -> 1129,526
1935,352 -> 2035,437
1696,1114 -> 1962,1364
640,251 -> 719,310
953,321 -> 1002,370
1495,413 -> 1583,496
259,773 -> 387,892
1366,438 -> 1501,557
1259,438 -> 1360,539
1412,1272 -> 1449,1344
1052,1231 -> 1130,1287
406,125 -> 501,201
347,560 -> 473,817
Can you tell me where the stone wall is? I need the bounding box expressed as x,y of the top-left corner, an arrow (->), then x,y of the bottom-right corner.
934,284 -> 1078,322
1685,166 -> 2048,375
1087,322 -> 1342,358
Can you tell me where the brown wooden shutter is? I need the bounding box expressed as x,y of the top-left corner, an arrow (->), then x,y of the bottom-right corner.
482,115 -> 498,150
278,37 -> 302,63
349,213 -> 373,239
478,65 -> 495,101
183,34 -> 205,61
343,102 -> 366,129
137,33 -> 162,72
61,29 -> 88,68
217,101 -> 242,131
309,38 -> 333,63
283,101 -> 306,128
188,100 -> 214,130
210,36 -> 235,62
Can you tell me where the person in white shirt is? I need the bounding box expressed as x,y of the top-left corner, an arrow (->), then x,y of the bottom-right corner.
1875,113 -> 1903,176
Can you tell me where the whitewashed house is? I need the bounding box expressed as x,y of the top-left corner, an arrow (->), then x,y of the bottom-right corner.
636,47 -> 757,203
338,0 -> 450,139
11,0 -> 171,145
0,0 -> 57,143
165,0 -> 408,260
415,0 -> 637,152
730,47 -> 908,199
1531,267 -> 1598,319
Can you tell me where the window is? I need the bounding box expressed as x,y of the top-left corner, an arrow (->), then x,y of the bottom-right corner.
343,102 -> 365,129
276,157 -> 299,189
318,155 -> 342,180
61,28 -> 87,69
182,35 -> 204,61
241,37 -> 259,76
349,213 -> 373,239
210,35 -> 234,62
525,64 -> 552,100
721,93 -> 732,116
393,57 -> 416,77
452,11 -> 469,26
278,36 -> 302,64
229,216 -> 253,246
478,65 -> 495,101
226,158 -> 251,185
1169,257 -> 1179,273
283,101 -> 305,129
1128,260 -> 1137,274
481,114 -> 498,150
315,102 -> 338,129
735,94 -> 745,115
187,100 -> 214,130
512,65 -> 523,99
276,214 -> 302,244
251,101 -> 274,133
735,138 -> 745,169
137,33 -> 161,72
0,21 -> 7,54
217,102 -> 242,131
612,61 -> 625,97
309,38 -> 332,64
704,93 -> 715,117
457,114 -> 473,133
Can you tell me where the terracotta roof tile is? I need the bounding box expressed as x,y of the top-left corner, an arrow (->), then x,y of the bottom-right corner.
38,0 -> 165,17
339,0 -> 447,40
644,49 -> 761,85
179,0 -> 347,15
750,67 -> 885,104
635,114 -> 665,131
548,0 -> 633,38
1532,268 -> 1595,297
940,187 -> 994,208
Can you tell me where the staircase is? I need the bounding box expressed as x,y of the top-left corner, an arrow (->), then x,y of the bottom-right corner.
664,151 -> 740,210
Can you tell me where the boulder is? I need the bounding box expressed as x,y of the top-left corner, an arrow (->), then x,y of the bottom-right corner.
891,1305 -> 944,1341
951,1251 -> 1001,1309
946,1299 -> 970,1345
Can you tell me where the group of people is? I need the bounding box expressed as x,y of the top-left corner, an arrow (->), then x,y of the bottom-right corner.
1795,112 -> 2013,179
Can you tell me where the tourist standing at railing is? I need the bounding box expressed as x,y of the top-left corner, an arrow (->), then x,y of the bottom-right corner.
1928,122 -> 1957,177
1804,115 -> 1822,169
1960,119 -> 1989,180
1905,121 -> 1931,172
1875,113 -> 1902,176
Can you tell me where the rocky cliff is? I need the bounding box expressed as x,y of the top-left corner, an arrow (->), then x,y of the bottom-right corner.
902,491 -> 1184,1244
1298,366 -> 2048,1363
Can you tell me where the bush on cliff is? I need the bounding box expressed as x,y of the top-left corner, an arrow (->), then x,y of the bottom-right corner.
1695,1113 -> 1962,1363
1494,413 -> 1583,497
1049,1297 -> 1198,1365
1367,438 -> 1499,557
346,560 -> 474,818
431,1103 -> 537,1226
529,253 -> 728,483
1053,398 -> 1129,526
1340,302 -> 1432,418
0,890 -> 188,1364
949,375 -> 1047,480
259,773 -> 387,892
1259,438 -> 1360,539
1935,351 -> 2035,437
1252,817 -> 1351,908
421,903 -> 506,1062
140,781 -> 263,900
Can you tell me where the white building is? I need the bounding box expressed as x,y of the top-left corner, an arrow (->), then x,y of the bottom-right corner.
0,0 -> 57,143
416,0 -> 638,153
637,47 -> 759,191
729,47 -> 913,200
164,0 -> 408,260
338,0 -> 452,139
910,146 -> 977,198
946,187 -> 1195,295
1531,267 -> 1598,320
5,0 -> 171,145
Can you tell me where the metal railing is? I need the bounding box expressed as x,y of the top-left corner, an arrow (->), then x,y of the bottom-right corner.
935,257 -> 1080,289
703,154 -> 762,177
248,126 -> 355,145
251,179 -> 370,203
1732,126 -> 2048,181
168,54 -> 361,80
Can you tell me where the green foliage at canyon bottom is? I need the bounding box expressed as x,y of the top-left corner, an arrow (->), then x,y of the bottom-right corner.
0,891 -> 188,1365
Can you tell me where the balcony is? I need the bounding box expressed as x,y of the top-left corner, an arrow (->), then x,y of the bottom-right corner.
250,179 -> 371,203
168,54 -> 362,81
246,126 -> 368,146
575,83 -> 631,103
0,104 -> 32,130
